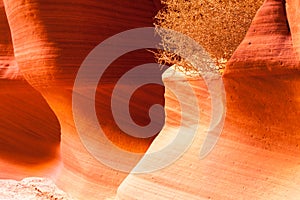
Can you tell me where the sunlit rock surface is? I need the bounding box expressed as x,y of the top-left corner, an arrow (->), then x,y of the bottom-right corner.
0,0 -> 162,199
1,0 -> 300,199
225,0 -> 300,75
117,0 -> 300,199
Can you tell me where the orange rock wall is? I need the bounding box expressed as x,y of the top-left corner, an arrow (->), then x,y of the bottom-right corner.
225,0 -> 300,76
1,0 -> 300,199
117,0 -> 300,199
1,1 -> 162,199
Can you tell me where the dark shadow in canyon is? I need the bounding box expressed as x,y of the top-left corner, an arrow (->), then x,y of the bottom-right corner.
0,79 -> 61,165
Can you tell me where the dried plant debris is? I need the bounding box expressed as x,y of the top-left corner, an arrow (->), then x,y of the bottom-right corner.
0,178 -> 73,200
155,0 -> 264,73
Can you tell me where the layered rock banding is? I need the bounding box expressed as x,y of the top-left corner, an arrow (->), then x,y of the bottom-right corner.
1,0 -> 300,199
1,0 -> 163,199
0,4 -> 61,169
225,0 -> 300,75
117,0 -> 300,199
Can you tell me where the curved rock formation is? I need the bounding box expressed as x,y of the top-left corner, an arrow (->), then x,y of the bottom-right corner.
1,0 -> 162,199
225,0 -> 300,75
0,4 -> 61,169
117,0 -> 300,199
1,0 -> 300,199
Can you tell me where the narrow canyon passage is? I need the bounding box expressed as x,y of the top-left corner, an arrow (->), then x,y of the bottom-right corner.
1,0 -> 164,199
1,0 -> 300,199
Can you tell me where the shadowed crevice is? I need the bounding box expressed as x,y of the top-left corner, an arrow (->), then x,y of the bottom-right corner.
0,79 -> 61,165
282,0 -> 291,33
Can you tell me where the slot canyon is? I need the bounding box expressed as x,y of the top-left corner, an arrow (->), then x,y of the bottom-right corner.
0,0 -> 300,199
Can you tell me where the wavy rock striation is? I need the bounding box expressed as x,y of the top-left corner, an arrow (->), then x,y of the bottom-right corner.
0,4 -> 18,79
1,0 -> 300,199
0,4 -> 61,169
225,0 -> 300,75
1,0 -> 162,199
117,0 -> 300,199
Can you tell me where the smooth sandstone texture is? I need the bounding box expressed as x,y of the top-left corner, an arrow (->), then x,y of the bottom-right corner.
1,0 -> 300,199
117,0 -> 300,199
1,1 -> 162,199
225,0 -> 300,76
0,4 -> 61,170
